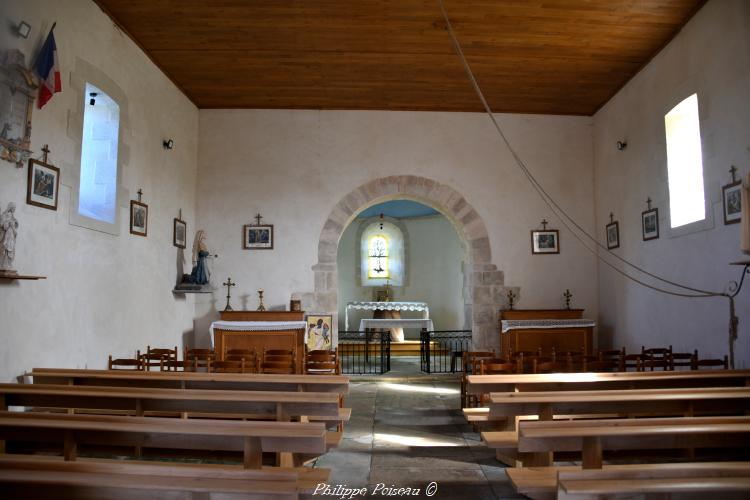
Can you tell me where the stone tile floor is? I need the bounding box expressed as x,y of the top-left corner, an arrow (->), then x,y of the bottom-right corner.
312,362 -> 526,499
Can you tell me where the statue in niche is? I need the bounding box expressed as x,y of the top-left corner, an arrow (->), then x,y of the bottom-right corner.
0,202 -> 19,275
176,230 -> 214,288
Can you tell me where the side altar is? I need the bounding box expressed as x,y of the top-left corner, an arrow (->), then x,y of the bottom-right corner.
499,309 -> 595,356
211,311 -> 307,373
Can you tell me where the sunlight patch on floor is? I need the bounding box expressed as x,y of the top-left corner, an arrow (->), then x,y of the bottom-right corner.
378,382 -> 459,395
374,432 -> 461,447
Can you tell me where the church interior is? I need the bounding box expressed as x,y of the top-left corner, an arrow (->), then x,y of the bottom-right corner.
1,0 -> 749,498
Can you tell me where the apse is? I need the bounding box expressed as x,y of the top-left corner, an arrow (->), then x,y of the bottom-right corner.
336,199 -> 465,339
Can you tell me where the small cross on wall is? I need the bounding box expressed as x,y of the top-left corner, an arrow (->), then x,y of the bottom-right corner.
254,213 -> 263,226
730,165 -> 738,183
609,212 -> 614,224
41,144 -> 51,163
541,219 -> 548,230
646,197 -> 652,210
137,189 -> 143,202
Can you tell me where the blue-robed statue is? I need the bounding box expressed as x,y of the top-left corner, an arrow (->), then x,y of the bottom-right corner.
188,230 -> 210,285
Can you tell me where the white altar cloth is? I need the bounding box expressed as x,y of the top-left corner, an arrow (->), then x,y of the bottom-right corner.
209,320 -> 308,347
500,319 -> 596,333
345,301 -> 429,331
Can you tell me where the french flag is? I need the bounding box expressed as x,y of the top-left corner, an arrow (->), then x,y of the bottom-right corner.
35,28 -> 62,109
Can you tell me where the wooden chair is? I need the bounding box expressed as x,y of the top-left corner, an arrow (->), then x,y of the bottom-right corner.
108,353 -> 142,371
183,348 -> 215,371
670,351 -> 694,370
638,357 -> 671,371
305,349 -> 339,375
141,346 -> 178,371
225,349 -> 258,373
620,353 -> 646,371
642,345 -> 672,362
597,348 -> 623,363
582,358 -> 619,373
693,351 -> 729,370
533,359 -> 570,374
461,350 -> 495,407
261,348 -> 295,374
478,360 -> 517,405
517,352 -> 553,374
207,358 -> 246,373
159,359 -> 196,372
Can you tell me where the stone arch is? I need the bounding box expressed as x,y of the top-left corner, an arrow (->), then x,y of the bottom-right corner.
301,175 -> 513,349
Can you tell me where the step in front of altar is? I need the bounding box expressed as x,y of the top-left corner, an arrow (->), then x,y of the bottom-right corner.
339,340 -> 450,357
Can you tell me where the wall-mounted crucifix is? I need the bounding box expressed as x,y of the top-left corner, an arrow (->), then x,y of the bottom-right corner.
609,212 -> 614,224
137,189 -> 143,202
646,197 -> 652,210
541,219 -> 548,230
254,213 -> 263,226
730,165 -> 738,183
41,144 -> 51,163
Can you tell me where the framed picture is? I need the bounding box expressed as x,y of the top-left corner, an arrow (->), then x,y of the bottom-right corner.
130,200 -> 148,237
530,229 -> 560,254
26,158 -> 59,210
723,181 -> 742,225
642,208 -> 659,241
606,221 -> 620,249
173,218 -> 187,248
305,314 -> 333,351
243,224 -> 274,249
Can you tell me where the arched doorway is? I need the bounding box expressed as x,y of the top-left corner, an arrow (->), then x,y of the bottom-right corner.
298,175 -> 513,350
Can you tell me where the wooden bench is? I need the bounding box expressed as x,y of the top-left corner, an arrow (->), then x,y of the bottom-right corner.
0,453 -> 331,499
556,464 -> 750,500
0,383 -> 341,420
481,386 -> 750,465
517,415 -> 750,468
0,410 -> 329,468
506,462 -> 750,500
29,368 -> 349,394
466,370 -> 750,396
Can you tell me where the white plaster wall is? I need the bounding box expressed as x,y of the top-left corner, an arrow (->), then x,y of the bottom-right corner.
593,0 -> 750,365
337,215 -> 465,334
0,0 -> 199,381
195,109 -> 598,345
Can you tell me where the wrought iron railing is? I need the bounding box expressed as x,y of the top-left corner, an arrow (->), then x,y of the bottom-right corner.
338,330 -> 391,375
420,330 -> 472,374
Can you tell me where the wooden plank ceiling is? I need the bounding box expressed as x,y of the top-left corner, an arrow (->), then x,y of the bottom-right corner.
94,0 -> 703,115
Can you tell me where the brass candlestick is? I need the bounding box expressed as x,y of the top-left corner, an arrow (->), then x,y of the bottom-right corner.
257,290 -> 266,311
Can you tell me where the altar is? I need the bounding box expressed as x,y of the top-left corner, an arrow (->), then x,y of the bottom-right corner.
345,301 -> 429,342
499,309 -> 595,356
212,311 -> 307,373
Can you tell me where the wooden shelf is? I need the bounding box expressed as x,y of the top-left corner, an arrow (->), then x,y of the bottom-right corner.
0,274 -> 46,281
172,288 -> 213,294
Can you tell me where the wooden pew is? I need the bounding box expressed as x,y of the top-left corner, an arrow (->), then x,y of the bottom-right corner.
29,368 -> 349,394
556,463 -> 750,500
0,383 -> 340,420
466,370 -> 750,396
507,462 -> 750,500
0,454 -> 330,499
517,415 -> 750,468
0,411 -> 328,468
481,386 -> 750,466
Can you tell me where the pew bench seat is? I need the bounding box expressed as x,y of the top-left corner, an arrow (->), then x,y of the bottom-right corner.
507,462 -> 750,500
0,454 -> 330,500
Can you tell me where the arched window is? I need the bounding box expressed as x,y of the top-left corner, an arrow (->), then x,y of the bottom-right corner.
360,220 -> 404,286
367,234 -> 390,279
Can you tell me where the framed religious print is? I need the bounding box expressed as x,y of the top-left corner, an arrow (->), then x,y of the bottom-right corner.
130,200 -> 148,237
26,158 -> 59,210
243,224 -> 273,249
642,208 -> 659,241
305,314 -> 333,351
531,229 -> 559,254
723,180 -> 742,225
606,221 -> 620,249
173,217 -> 187,248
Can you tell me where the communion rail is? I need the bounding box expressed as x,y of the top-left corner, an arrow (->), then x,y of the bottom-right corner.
337,330 -> 391,375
